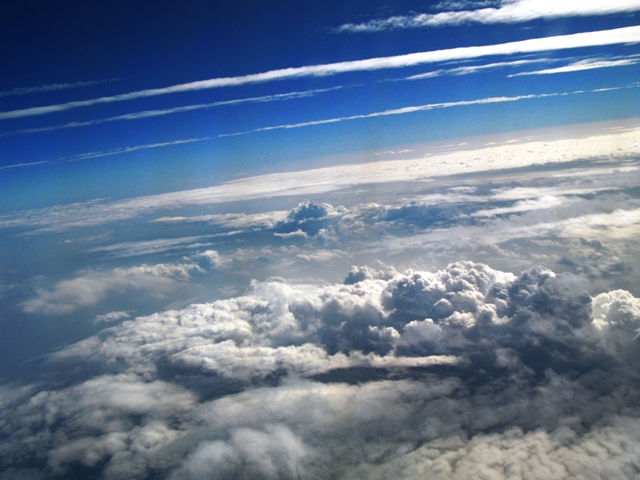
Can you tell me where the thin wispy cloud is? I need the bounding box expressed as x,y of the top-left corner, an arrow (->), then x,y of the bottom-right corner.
0,78 -> 118,98
0,160 -> 50,172
509,57 -> 640,76
406,58 -> 549,80
220,81 -> 640,137
1,26 -> 638,121
62,138 -> 209,162
334,0 -> 640,32
592,82 -> 640,92
0,138 -> 211,174
220,92 -> 566,137
0,87 -> 344,137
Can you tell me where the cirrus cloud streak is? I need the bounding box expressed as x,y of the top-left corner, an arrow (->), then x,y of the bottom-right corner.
1,26 -> 639,121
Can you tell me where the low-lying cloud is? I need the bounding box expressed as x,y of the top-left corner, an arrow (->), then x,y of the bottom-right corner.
2,260 -> 640,477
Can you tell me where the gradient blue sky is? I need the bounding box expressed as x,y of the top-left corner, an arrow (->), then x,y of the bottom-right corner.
2,4 -> 640,477
1,0 -> 639,211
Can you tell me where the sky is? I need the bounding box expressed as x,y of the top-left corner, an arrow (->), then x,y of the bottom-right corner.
1,0 -> 640,210
1,1 -> 640,479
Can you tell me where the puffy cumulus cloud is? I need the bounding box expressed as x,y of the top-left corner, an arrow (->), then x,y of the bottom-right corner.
172,424 -> 310,480
192,249 -> 231,270
592,289 -> 640,358
593,289 -> 640,328
275,200 -> 347,237
343,264 -> 398,285
45,260 -> 640,381
378,200 -> 472,229
22,262 -> 201,315
94,310 -> 131,325
0,373 -> 197,478
2,261 -> 640,477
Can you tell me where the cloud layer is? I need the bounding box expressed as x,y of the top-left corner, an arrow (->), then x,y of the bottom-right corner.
1,261 -> 640,478
2,121 -> 638,233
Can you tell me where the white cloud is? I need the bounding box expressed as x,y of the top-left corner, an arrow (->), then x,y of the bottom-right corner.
383,206 -> 640,255
0,137 -> 205,177
22,262 -> 200,315
61,138 -> 209,162
274,230 -> 309,239
47,261 -> 635,379
345,419 -> 640,479
473,195 -> 569,217
219,92 -> 562,137
0,160 -> 49,171
1,26 -> 639,120
334,0 -> 640,32
219,83 -> 640,138
94,311 -> 130,324
30,373 -> 197,475
558,208 -> 640,239
296,249 -> 345,262
509,57 -> 640,76
490,186 -> 615,201
175,424 -> 311,480
87,236 -> 215,258
406,58 -> 548,80
1,87 -> 343,138
152,210 -> 289,231
0,78 -> 117,98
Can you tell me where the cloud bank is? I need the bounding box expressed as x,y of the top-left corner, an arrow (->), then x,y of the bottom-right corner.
2,261 -> 640,478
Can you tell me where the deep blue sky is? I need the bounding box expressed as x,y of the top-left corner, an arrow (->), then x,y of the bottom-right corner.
1,0 -> 639,211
